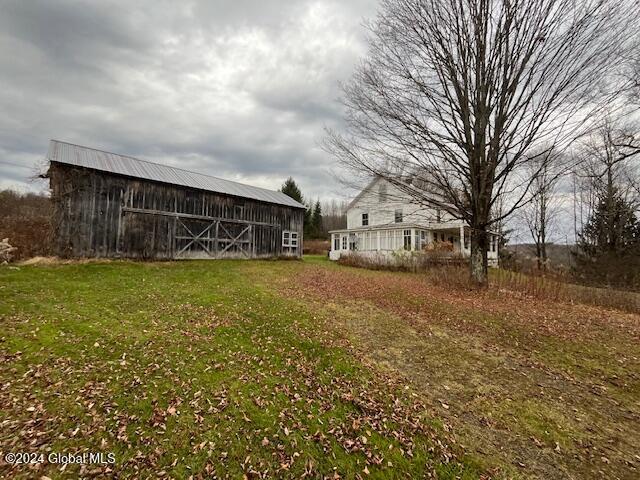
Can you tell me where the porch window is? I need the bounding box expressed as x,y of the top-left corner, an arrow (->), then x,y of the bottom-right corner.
333,235 -> 340,251
362,213 -> 369,226
341,236 -> 347,250
419,230 -> 427,250
403,229 -> 412,250
395,209 -> 403,223
282,231 -> 298,248
349,234 -> 358,251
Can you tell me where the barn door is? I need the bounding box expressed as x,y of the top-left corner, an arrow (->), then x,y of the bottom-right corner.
216,221 -> 253,258
174,218 -> 217,258
174,218 -> 253,259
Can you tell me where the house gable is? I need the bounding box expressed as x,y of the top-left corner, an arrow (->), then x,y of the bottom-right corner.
346,177 -> 455,229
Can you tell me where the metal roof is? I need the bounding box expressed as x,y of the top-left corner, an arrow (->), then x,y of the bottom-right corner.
46,140 -> 306,209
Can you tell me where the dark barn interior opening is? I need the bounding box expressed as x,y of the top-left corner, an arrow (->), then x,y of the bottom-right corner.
45,140 -> 305,260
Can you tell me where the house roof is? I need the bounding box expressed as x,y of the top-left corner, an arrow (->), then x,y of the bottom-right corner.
46,140 -> 306,209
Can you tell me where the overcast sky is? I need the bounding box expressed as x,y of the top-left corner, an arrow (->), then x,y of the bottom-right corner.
0,0 -> 379,200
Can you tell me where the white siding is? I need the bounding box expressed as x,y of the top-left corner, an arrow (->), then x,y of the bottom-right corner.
347,178 -> 456,229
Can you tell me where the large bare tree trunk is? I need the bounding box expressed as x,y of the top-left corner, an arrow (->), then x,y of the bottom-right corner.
470,229 -> 488,286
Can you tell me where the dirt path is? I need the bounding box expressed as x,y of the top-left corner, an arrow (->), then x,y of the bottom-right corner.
275,263 -> 640,479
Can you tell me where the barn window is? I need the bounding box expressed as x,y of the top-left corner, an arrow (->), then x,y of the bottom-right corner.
395,209 -> 403,223
362,213 -> 369,226
403,229 -> 412,250
234,204 -> 245,218
282,231 -> 298,248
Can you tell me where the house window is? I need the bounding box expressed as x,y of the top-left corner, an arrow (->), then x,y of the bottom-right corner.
362,213 -> 369,226
436,209 -> 441,222
349,234 -> 358,251
379,183 -> 387,202
333,235 -> 340,251
464,233 -> 469,250
491,236 -> 496,252
395,209 -> 403,223
403,229 -> 412,250
420,230 -> 427,249
342,236 -> 347,250
282,231 -> 298,248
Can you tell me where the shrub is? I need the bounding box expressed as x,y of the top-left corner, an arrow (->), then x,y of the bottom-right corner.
0,190 -> 52,261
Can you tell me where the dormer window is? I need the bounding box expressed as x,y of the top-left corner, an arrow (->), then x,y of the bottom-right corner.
362,213 -> 369,226
379,183 -> 387,202
394,209 -> 403,223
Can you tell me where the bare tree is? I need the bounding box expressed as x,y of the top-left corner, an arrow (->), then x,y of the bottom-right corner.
579,117 -> 640,212
520,152 -> 564,271
325,0 -> 638,285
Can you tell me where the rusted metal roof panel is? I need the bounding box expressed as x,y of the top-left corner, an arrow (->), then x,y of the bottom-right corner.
46,140 -> 306,209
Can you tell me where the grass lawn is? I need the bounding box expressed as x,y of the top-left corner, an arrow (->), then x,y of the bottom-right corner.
1,256 -> 638,479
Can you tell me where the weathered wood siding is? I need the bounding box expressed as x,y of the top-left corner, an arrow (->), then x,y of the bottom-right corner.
48,163 -> 304,259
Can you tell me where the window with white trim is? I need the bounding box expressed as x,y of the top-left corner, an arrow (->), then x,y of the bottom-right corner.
395,209 -> 403,223
362,212 -> 369,226
333,234 -> 340,251
403,229 -> 412,250
341,235 -> 347,250
282,231 -> 298,248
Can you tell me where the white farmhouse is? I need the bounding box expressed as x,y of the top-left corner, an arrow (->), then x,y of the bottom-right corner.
329,177 -> 500,265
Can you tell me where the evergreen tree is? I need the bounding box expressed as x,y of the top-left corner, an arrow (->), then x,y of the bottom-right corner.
311,200 -> 323,239
303,203 -> 312,238
574,187 -> 640,288
280,177 -> 312,236
279,177 -> 303,203
578,188 -> 640,255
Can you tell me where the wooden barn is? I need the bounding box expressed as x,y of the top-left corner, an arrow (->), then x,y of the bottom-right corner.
45,140 -> 306,260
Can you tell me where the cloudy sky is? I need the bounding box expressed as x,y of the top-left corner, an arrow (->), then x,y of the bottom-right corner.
0,0 -> 379,200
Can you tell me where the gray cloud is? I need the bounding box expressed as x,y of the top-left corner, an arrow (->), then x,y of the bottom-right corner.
0,0 -> 378,199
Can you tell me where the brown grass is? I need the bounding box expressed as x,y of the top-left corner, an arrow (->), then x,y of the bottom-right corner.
337,252 -> 640,314
270,258 -> 640,479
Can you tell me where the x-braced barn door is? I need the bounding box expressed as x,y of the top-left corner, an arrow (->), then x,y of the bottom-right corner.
174,218 -> 253,259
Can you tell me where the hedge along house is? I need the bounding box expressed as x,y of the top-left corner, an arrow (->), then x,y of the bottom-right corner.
46,140 -> 306,260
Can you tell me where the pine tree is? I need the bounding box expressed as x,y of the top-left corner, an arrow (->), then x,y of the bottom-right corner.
280,177 -> 312,236
311,200 -> 323,239
578,188 -> 640,255
574,187 -> 640,288
303,204 -> 312,238
280,177 -> 303,203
